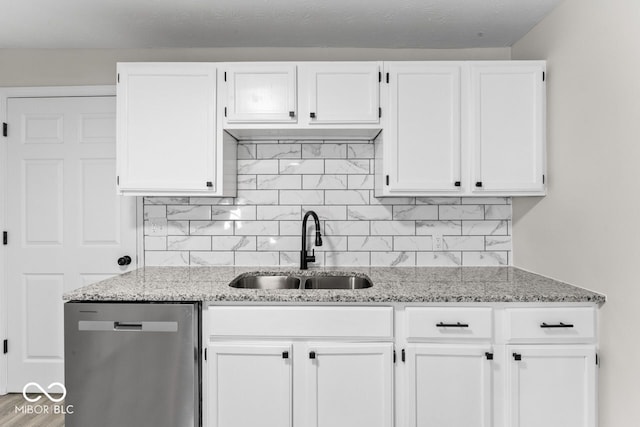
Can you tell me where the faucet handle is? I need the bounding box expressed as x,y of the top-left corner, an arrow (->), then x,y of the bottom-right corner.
308,248 -> 316,263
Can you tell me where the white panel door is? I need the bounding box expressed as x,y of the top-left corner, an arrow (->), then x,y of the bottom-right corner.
225,64 -> 297,123
406,344 -> 493,427
117,62 -> 217,193
508,345 -> 596,427
384,62 -> 462,194
207,342 -> 292,427
469,63 -> 546,193
305,62 -> 380,124
6,96 -> 137,391
306,342 -> 393,427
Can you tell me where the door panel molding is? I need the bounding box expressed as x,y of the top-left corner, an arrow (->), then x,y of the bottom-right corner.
0,85 -> 133,394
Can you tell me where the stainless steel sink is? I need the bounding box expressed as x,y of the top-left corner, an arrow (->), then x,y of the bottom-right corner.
229,273 -> 373,290
229,275 -> 301,289
303,276 -> 373,290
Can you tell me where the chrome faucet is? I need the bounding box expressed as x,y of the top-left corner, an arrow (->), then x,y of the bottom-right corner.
300,210 -> 323,269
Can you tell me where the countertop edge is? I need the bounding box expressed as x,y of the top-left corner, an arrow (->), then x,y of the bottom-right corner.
62,266 -> 607,305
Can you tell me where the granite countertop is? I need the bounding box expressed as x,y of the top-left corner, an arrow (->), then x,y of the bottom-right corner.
63,266 -> 605,304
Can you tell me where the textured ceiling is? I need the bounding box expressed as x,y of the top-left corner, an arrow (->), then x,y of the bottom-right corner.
0,0 -> 562,49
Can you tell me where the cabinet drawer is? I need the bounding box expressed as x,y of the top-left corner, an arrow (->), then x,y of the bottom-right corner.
505,307 -> 596,343
405,307 -> 493,341
207,306 -> 393,339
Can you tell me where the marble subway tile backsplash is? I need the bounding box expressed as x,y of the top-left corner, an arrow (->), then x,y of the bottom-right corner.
143,141 -> 512,267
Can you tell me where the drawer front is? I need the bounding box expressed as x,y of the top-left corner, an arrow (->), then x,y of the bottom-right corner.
505,307 -> 596,343
207,306 -> 393,339
406,307 -> 493,341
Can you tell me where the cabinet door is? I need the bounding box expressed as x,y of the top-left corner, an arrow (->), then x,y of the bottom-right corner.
117,63 -> 217,193
384,62 -> 462,194
225,64 -> 297,123
406,344 -> 493,427
508,345 -> 596,427
305,62 -> 380,124
470,63 -> 546,194
306,342 -> 393,427
207,343 -> 293,427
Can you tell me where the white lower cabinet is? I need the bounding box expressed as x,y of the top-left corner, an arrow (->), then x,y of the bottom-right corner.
205,304 -> 598,427
206,340 -> 393,427
306,343 -> 394,427
204,306 -> 394,427
207,343 -> 293,427
405,344 -> 493,427
507,345 -> 597,427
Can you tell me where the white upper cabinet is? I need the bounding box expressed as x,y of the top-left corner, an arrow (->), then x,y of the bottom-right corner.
224,63 -> 297,123
381,62 -> 462,195
116,60 -> 545,197
469,62 -> 546,195
221,62 -> 382,140
377,60 -> 546,197
301,62 -> 380,124
116,62 -> 236,196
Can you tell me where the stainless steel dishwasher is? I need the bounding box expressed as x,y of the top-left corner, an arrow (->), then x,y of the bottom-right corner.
64,302 -> 201,427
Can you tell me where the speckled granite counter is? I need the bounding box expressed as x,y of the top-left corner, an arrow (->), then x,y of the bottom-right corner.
63,266 -> 605,304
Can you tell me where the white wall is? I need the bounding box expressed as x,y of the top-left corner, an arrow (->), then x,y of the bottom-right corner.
0,47 -> 509,86
511,0 -> 640,424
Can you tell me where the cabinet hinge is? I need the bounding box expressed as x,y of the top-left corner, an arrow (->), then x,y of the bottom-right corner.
3,339 -> 7,354
224,72 -> 227,82
2,122 -> 7,137
204,348 -> 207,361
378,71 -> 381,83
401,348 -> 406,363
386,175 -> 389,186
282,351 -> 289,359
3,231 -> 7,245
513,353 -> 522,361
485,352 -> 494,360
224,107 -> 227,117
543,71 -> 546,82
386,73 -> 389,84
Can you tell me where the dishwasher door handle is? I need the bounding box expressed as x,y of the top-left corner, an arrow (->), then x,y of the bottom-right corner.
78,321 -> 178,332
114,321 -> 143,331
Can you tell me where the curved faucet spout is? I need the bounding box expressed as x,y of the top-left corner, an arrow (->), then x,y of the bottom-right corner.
301,210 -> 323,269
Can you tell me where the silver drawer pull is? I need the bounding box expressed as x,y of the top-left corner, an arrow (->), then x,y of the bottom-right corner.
436,322 -> 469,328
540,322 -> 574,329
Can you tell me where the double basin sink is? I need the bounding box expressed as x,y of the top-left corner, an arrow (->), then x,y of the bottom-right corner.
229,273 -> 373,290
